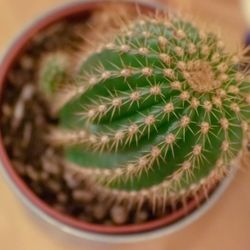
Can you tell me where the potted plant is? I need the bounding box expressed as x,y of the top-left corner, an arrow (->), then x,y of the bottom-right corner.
0,0 -> 249,244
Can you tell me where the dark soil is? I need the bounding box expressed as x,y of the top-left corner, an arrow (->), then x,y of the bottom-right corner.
0,4 -> 192,226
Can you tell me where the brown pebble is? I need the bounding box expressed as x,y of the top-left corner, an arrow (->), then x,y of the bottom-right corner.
31,183 -> 43,195
110,205 -> 128,225
84,204 -> 93,216
12,161 -> 26,175
22,123 -> 32,147
72,189 -> 94,203
47,179 -> 61,193
2,104 -> 12,117
134,210 -> 149,223
57,192 -> 68,204
41,149 -> 61,175
40,171 -> 49,181
103,220 -> 113,225
7,70 -> 29,86
13,147 -> 23,158
12,100 -> 24,130
11,85 -> 34,130
20,55 -> 34,70
63,172 -> 80,188
26,165 -> 39,181
92,205 -> 107,220
42,157 -> 60,175
21,84 -> 35,101
34,112 -> 46,126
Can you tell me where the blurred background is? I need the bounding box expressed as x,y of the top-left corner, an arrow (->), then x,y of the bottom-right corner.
0,0 -> 250,250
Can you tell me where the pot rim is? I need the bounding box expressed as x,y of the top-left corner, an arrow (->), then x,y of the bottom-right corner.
0,0 -> 237,243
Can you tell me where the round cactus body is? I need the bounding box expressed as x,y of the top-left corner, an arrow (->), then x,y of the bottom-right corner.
44,14 -> 250,209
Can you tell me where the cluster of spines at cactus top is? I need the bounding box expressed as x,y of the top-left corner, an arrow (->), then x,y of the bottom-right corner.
41,12 -> 250,211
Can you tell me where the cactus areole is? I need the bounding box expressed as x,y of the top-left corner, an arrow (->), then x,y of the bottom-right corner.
40,12 -> 250,215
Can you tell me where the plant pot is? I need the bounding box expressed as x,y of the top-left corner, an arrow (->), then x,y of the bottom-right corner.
0,0 -> 239,244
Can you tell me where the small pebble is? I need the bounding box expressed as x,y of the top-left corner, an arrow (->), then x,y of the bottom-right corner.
110,205 -> 128,225
92,205 -> 107,221
47,179 -> 61,193
3,136 -> 11,147
20,55 -> 34,70
72,189 -> 94,203
57,192 -> 68,204
12,161 -> 26,175
31,183 -> 43,195
42,157 -> 60,175
21,84 -> 35,101
26,165 -> 39,181
63,172 -> 80,189
22,123 -> 32,147
134,210 -> 149,223
40,171 -> 49,181
13,147 -> 23,158
103,220 -> 113,225
12,100 -> 24,130
2,104 -> 12,117
12,85 -> 34,130
7,70 -> 29,86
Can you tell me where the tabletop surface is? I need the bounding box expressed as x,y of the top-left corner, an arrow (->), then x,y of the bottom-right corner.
0,1 -> 250,250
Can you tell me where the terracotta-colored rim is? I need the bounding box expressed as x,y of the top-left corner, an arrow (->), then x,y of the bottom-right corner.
0,0 -> 217,235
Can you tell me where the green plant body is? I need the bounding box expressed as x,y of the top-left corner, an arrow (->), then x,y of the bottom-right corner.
39,13 -> 250,210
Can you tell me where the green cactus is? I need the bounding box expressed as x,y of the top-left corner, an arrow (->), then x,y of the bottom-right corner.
40,14 -> 250,211
39,52 -> 70,97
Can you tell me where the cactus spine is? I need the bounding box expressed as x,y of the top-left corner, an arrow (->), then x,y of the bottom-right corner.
40,13 -> 250,211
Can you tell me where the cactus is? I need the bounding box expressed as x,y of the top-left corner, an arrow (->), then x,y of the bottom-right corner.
39,52 -> 70,97
40,13 -> 250,212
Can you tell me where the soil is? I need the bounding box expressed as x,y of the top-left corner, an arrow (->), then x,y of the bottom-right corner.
0,4 -> 193,226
